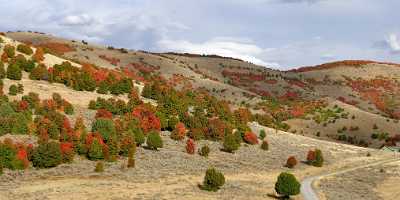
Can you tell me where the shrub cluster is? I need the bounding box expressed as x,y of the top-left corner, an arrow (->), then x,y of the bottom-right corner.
0,139 -> 29,170
17,44 -> 33,55
32,142 -> 63,168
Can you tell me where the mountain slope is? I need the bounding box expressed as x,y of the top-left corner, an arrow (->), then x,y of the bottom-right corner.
6,31 -> 400,148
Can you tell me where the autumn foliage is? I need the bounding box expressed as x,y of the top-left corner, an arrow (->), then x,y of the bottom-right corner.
186,139 -> 195,154
37,42 -> 75,55
95,109 -> 113,119
33,47 -> 45,62
244,131 -> 258,144
171,122 -> 187,140
132,105 -> 161,133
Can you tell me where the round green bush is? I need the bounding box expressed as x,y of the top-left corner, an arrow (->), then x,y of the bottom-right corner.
275,172 -> 301,198
32,142 -> 62,168
146,131 -> 163,150
6,63 -> 22,80
223,133 -> 240,153
199,145 -> 210,157
8,85 -> 18,96
201,167 -> 225,191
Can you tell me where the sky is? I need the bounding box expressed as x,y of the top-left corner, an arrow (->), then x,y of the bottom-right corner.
0,0 -> 399,70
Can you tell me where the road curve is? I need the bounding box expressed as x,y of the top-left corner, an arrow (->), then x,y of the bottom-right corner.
301,157 -> 400,200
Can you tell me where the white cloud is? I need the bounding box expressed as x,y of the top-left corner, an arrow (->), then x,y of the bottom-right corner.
386,33 -> 400,52
61,14 -> 94,26
157,37 -> 280,67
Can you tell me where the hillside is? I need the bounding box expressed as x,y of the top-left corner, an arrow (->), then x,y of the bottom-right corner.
6,31 -> 400,149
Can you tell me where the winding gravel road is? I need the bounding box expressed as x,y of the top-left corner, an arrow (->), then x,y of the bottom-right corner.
301,157 -> 400,200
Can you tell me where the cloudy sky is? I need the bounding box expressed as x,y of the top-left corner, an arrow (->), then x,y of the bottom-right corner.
1,0 -> 399,69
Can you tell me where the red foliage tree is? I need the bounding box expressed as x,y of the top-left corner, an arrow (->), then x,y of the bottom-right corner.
244,131 -> 258,145
95,109 -> 113,119
286,156 -> 298,168
186,139 -> 195,154
60,117 -> 74,142
42,99 -> 56,111
132,105 -> 161,133
16,148 -> 29,169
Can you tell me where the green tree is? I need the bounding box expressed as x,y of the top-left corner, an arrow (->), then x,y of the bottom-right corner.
201,168 -> 225,191
32,142 -> 63,168
6,63 -> 22,80
146,131 -> 163,150
0,143 -> 17,169
21,59 -> 35,72
97,81 -> 109,94
259,129 -> 266,140
76,72 -> 96,91
91,118 -> 116,143
8,85 -> 18,96
313,149 -> 324,167
4,45 -> 15,58
275,172 -> 301,199
88,140 -> 104,160
223,133 -> 240,153
10,113 -> 29,135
